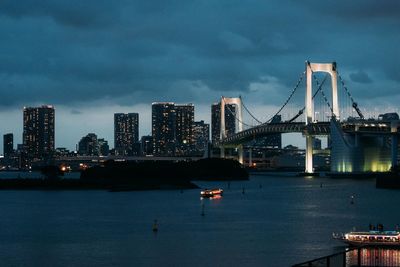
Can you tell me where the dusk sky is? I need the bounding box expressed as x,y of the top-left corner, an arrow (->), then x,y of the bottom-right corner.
0,0 -> 399,151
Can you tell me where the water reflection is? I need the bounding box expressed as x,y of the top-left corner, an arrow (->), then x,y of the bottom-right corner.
347,248 -> 400,266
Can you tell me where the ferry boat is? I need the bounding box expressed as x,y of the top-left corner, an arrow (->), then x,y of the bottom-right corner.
333,230 -> 400,246
200,188 -> 223,198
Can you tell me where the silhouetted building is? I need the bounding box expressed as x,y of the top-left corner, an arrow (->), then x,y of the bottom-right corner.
175,104 -> 194,156
78,133 -> 99,156
378,113 -> 399,121
152,102 -> 176,156
141,135 -> 153,156
23,105 -> 55,159
55,147 -> 72,157
3,133 -> 13,157
114,113 -> 139,156
247,115 -> 282,148
193,121 -> 209,155
211,102 -> 236,143
313,138 -> 322,150
98,138 -> 110,156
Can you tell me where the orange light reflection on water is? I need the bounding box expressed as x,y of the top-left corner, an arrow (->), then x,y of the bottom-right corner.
347,248 -> 400,266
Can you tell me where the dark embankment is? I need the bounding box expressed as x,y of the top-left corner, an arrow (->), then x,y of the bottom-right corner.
0,158 -> 247,191
81,158 -> 249,190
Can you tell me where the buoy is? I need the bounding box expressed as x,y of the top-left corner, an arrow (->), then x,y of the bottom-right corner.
320,183 -> 323,188
152,219 -> 158,232
350,195 -> 354,204
242,187 -> 245,194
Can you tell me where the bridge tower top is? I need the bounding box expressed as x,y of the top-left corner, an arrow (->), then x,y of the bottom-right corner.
305,61 -> 339,124
220,96 -> 243,140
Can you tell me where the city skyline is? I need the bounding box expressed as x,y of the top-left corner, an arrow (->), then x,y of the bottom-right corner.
1,1 -> 399,151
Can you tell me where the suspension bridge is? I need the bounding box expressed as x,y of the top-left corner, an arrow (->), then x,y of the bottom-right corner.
215,61 -> 400,174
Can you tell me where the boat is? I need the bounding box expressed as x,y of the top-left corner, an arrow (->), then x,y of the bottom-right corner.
333,228 -> 400,246
200,188 -> 223,198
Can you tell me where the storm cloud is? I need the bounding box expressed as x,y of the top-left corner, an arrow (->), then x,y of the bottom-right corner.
0,0 -> 399,149
0,0 -> 398,108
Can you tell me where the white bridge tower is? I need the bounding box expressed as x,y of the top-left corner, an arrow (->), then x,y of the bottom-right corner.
305,61 -> 339,173
219,96 -> 244,164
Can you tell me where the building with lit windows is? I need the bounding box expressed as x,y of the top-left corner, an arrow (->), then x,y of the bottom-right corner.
175,104 -> 194,156
152,102 -> 176,156
3,133 -> 13,157
23,105 -> 55,159
114,113 -> 139,156
78,133 -> 99,156
141,135 -> 153,156
193,120 -> 209,156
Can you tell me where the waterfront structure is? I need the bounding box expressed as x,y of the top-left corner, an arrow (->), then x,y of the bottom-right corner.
330,120 -> 392,173
141,135 -> 153,156
193,121 -> 210,155
78,133 -> 99,156
211,102 -> 236,143
3,133 -> 13,157
23,105 -> 55,159
175,104 -> 195,156
152,102 -> 176,156
114,113 -> 139,156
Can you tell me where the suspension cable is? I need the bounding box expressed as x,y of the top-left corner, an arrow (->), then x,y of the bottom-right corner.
221,97 -> 255,128
261,71 -> 306,124
313,74 -> 334,115
285,74 -> 329,122
241,96 -> 263,124
337,70 -> 364,119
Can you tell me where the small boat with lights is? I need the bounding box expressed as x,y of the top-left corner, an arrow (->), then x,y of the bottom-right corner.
333,227 -> 400,247
200,188 -> 223,198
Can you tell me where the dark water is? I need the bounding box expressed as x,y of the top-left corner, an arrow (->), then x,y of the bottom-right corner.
0,173 -> 399,266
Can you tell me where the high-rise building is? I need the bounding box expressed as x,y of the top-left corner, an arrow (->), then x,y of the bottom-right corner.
152,102 -> 176,156
114,113 -> 139,156
211,102 -> 236,143
175,104 -> 194,156
98,138 -> 110,156
78,133 -> 99,156
23,105 -> 55,159
3,133 -> 13,157
140,135 -> 153,156
193,121 -> 210,155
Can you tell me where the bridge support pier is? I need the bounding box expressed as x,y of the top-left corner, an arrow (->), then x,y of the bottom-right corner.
391,121 -> 399,170
248,148 -> 253,167
237,145 -> 244,165
220,146 -> 225,158
391,135 -> 398,170
305,135 -> 314,173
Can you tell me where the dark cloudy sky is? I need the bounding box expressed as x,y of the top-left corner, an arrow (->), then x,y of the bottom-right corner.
0,0 -> 399,151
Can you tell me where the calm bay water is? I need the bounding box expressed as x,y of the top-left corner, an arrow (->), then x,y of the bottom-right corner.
0,173 -> 399,266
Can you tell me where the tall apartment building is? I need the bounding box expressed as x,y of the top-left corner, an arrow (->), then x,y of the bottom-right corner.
23,105 -> 55,159
175,104 -> 194,156
114,113 -> 139,156
193,120 -> 210,155
152,103 -> 176,156
3,133 -> 13,157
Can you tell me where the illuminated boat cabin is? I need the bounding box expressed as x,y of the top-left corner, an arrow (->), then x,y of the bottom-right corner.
200,188 -> 223,198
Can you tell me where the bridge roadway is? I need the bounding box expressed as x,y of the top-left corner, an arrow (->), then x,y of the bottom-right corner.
217,120 -> 398,146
